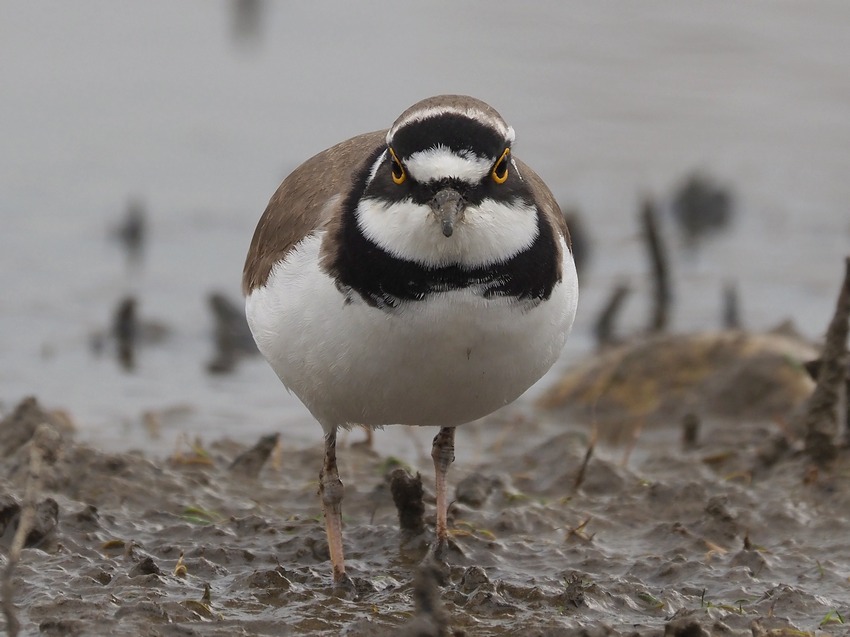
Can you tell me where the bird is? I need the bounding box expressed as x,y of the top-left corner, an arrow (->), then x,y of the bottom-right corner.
242,95 -> 579,587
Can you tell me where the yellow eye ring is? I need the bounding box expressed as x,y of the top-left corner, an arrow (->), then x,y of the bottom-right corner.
389,147 -> 406,185
491,148 -> 510,184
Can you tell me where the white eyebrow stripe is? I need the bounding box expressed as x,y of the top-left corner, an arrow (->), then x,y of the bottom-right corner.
404,146 -> 492,184
387,107 -> 515,144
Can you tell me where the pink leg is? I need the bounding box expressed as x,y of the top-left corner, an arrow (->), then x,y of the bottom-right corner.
319,430 -> 348,583
431,426 -> 456,546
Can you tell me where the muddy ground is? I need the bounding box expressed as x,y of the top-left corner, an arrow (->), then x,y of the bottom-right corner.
1,378 -> 849,636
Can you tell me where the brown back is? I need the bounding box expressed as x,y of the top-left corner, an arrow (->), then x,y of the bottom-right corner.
242,130 -> 387,294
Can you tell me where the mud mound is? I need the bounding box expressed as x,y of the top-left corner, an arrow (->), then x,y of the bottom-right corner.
538,331 -> 817,442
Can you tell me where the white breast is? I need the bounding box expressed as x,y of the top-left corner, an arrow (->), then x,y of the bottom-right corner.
246,232 -> 578,432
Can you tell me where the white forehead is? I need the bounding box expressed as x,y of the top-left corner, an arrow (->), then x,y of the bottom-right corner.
404,146 -> 492,184
387,106 -> 516,145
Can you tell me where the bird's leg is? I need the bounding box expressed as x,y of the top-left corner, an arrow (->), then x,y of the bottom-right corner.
319,430 -> 348,584
431,426 -> 456,549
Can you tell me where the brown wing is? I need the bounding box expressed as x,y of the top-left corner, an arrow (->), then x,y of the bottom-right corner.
514,157 -> 571,252
242,130 -> 387,294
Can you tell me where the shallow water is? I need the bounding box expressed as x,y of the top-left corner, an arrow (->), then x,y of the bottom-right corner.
2,2 -> 850,459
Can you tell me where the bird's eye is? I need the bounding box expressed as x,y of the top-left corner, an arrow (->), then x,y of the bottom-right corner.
389,148 -> 406,185
491,148 -> 510,184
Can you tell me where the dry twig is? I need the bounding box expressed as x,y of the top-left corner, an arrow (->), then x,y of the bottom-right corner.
572,427 -> 597,493
641,199 -> 672,333
2,424 -> 61,636
593,282 -> 631,349
803,257 -> 850,463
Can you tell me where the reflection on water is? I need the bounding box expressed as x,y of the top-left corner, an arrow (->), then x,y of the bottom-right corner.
1,1 -> 849,456
230,0 -> 266,47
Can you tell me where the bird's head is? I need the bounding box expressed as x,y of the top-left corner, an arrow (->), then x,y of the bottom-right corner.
355,95 -> 540,269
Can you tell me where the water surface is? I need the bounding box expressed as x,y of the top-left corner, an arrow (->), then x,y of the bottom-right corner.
2,1 -> 849,456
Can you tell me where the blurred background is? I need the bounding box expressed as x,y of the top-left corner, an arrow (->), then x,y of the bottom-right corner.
2,1 -> 849,455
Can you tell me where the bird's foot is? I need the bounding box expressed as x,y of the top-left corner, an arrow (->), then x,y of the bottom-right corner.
420,535 -> 462,585
331,571 -> 357,599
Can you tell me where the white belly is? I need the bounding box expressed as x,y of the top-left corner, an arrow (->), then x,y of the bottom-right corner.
246,233 -> 578,431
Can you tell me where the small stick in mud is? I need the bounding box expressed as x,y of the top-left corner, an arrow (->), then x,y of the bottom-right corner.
565,517 -> 595,544
206,291 -> 259,374
593,282 -> 631,349
562,573 -> 589,607
395,565 -> 450,637
230,0 -> 266,46
722,280 -> 742,330
2,424 -> 61,637
112,197 -> 147,267
671,171 -> 735,248
173,552 -> 188,578
803,358 -> 850,439
641,198 -> 672,333
803,257 -> 850,463
229,433 -> 280,478
112,296 -> 138,371
389,468 -> 426,538
572,427 -> 597,493
681,412 -> 700,449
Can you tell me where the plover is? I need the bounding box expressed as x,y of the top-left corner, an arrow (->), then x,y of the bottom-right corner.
243,95 -> 579,585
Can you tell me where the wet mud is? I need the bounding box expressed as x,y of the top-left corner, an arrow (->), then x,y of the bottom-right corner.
2,370 -> 849,637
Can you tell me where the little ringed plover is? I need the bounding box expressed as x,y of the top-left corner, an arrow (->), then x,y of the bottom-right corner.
243,94 -> 579,585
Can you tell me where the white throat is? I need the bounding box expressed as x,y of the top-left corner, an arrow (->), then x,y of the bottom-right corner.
355,197 -> 539,268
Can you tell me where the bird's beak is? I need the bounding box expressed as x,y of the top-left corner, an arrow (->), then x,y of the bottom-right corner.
430,188 -> 465,238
